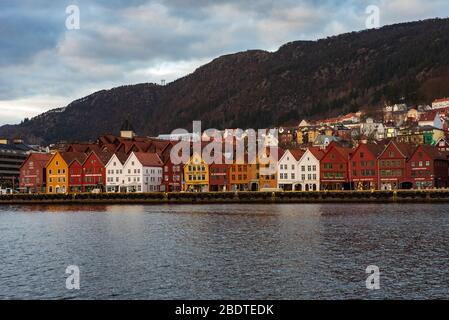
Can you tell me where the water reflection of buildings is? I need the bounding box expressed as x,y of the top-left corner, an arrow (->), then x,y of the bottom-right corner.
19,204 -> 110,213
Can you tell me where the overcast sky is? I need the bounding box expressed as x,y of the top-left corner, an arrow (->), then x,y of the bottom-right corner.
0,0 -> 448,125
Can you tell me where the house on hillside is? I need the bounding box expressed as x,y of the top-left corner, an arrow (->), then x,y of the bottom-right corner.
418,111 -> 443,129
432,98 -> 449,110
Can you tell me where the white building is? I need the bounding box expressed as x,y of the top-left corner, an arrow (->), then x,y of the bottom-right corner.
298,120 -> 311,127
105,153 -> 126,193
418,112 -> 443,129
432,98 -> 449,110
376,124 -> 385,140
297,147 -> 324,191
122,152 -> 163,192
277,150 -> 303,191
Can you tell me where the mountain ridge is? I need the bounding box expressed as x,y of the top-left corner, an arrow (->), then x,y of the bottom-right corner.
2,18 -> 449,144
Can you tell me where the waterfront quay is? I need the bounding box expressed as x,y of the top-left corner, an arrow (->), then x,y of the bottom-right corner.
2,190 -> 449,205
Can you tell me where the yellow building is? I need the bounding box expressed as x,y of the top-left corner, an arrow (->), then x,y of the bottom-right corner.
247,163 -> 260,191
259,164 -> 278,190
184,153 -> 209,192
258,149 -> 282,190
230,162 -> 250,191
296,130 -> 305,145
45,151 -> 69,194
323,126 -> 334,136
307,128 -> 320,145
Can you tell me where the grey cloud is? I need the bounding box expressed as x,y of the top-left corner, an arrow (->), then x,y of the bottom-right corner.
0,0 -> 448,125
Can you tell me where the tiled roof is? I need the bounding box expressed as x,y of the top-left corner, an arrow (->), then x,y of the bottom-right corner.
66,143 -> 93,153
419,111 -> 438,122
289,149 -> 304,161
134,152 -> 163,167
115,152 -> 129,164
20,153 -> 51,169
363,143 -> 387,158
61,152 -> 87,165
394,142 -> 417,158
28,153 -> 51,162
307,146 -> 325,160
416,144 -> 447,161
95,151 -> 114,166
331,145 -> 353,159
433,97 -> 449,103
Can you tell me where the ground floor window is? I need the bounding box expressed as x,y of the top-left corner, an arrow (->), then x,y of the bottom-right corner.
415,181 -> 433,189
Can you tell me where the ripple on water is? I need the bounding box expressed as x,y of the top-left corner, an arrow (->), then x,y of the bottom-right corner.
1,203 -> 449,299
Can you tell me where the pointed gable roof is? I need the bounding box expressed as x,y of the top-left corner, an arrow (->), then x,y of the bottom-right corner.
20,153 -> 51,169
133,152 -> 163,167
331,144 -> 353,160
307,146 -> 325,160
352,142 -> 386,160
94,150 -> 114,166
378,140 -> 416,159
66,143 -> 92,153
394,142 -> 417,159
413,144 -> 447,161
419,111 -> 438,122
61,152 -> 87,166
289,149 -> 305,161
115,151 -> 128,164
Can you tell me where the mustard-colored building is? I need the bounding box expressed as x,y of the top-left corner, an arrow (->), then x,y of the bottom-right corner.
184,153 -> 209,192
45,151 -> 69,194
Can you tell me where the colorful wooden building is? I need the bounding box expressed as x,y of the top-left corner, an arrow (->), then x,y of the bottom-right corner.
46,152 -> 85,194
209,157 -> 230,192
184,153 -> 209,192
320,143 -> 352,190
377,141 -> 415,190
407,144 -> 448,189
68,154 -> 86,193
19,153 -> 51,193
82,151 -> 111,192
349,143 -> 385,190
162,158 -> 184,192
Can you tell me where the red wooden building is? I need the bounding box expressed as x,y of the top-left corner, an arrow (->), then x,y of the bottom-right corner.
65,153 -> 86,193
406,144 -> 449,189
209,158 -> 230,192
162,158 -> 184,192
82,151 -> 111,192
320,143 -> 353,190
435,137 -> 449,152
349,143 -> 385,190
19,153 -> 51,193
377,141 -> 416,190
